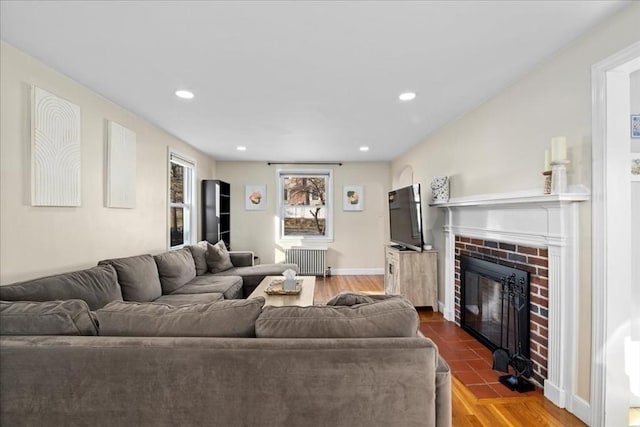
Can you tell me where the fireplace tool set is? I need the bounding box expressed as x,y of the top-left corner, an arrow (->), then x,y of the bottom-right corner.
492,273 -> 535,392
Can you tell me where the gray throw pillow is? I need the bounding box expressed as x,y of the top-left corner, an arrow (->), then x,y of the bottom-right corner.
0,300 -> 98,336
326,292 -> 397,306
255,297 -> 419,338
206,241 -> 234,273
188,241 -> 209,276
96,297 -> 265,337
154,248 -> 197,294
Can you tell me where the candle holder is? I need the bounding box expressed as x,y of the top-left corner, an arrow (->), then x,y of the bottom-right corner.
542,171 -> 552,194
551,160 -> 570,194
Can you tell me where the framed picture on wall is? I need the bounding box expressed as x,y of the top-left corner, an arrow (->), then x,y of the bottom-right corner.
343,185 -> 363,211
632,114 -> 640,138
631,153 -> 640,182
245,184 -> 266,210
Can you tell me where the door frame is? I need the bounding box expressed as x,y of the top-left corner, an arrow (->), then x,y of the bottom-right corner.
591,41 -> 640,427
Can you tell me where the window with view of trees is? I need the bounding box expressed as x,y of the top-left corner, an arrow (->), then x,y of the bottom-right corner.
169,152 -> 195,249
278,170 -> 333,241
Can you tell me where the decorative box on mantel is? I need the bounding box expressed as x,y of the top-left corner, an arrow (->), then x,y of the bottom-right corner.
430,190 -> 589,411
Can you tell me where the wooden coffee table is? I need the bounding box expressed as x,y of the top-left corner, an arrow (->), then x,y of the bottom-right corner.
249,276 -> 316,306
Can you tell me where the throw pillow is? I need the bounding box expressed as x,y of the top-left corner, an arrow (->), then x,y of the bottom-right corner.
206,240 -> 234,273
189,241 -> 209,276
0,300 -> 99,336
326,292 -> 397,306
255,297 -> 419,338
96,297 -> 265,337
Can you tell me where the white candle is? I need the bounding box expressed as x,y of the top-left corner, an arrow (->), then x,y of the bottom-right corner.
551,137 -> 567,162
544,149 -> 550,171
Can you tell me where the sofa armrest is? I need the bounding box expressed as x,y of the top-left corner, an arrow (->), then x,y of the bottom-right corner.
435,356 -> 452,427
229,251 -> 254,267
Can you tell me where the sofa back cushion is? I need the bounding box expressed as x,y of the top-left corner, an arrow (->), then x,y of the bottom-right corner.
0,300 -> 98,336
153,248 -> 197,294
255,297 -> 419,338
0,264 -> 122,310
98,255 -> 162,302
206,241 -> 234,273
188,241 -> 209,276
96,297 -> 265,337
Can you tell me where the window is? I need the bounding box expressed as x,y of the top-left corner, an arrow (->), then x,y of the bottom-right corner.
169,152 -> 196,249
277,169 -> 333,241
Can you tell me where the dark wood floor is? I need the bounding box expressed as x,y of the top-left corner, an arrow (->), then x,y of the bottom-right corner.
314,275 -> 586,427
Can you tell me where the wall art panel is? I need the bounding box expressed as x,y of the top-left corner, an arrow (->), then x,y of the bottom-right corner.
31,86 -> 81,206
107,121 -> 137,208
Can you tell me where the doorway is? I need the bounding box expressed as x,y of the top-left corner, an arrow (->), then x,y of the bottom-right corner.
591,41 -> 640,427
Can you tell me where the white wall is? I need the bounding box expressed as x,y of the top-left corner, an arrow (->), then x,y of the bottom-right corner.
391,3 -> 640,400
215,161 -> 390,273
0,42 -> 217,284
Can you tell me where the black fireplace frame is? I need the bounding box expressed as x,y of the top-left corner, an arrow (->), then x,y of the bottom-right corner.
460,255 -> 530,359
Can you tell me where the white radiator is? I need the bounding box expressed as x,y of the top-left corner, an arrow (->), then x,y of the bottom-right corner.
285,247 -> 328,276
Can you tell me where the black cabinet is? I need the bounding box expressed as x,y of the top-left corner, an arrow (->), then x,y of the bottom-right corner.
201,180 -> 230,249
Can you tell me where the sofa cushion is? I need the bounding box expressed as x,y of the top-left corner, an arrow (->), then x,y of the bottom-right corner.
154,293 -> 224,306
154,248 -> 197,294
206,241 -> 234,273
99,254 -> 162,302
171,275 -> 243,299
188,241 -> 209,276
96,298 -> 265,337
0,264 -> 122,310
326,292 -> 396,306
255,297 -> 419,338
0,300 -> 98,336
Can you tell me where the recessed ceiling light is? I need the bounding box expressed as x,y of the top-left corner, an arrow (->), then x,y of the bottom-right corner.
399,92 -> 416,101
360,146 -> 370,152
236,146 -> 247,151
175,90 -> 194,99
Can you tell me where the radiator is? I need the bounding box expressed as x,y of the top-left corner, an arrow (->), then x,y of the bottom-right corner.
285,247 -> 328,276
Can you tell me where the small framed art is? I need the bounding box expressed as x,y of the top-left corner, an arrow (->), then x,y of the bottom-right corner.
245,184 -> 266,210
343,185 -> 363,211
631,153 -> 640,182
632,115 -> 640,138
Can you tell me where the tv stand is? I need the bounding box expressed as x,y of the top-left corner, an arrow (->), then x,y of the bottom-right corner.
384,245 -> 438,310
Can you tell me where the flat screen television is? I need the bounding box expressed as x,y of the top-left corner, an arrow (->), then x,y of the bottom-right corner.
388,184 -> 424,252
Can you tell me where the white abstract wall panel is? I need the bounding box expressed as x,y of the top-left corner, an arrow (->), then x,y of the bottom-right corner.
106,121 -> 136,208
31,86 -> 81,206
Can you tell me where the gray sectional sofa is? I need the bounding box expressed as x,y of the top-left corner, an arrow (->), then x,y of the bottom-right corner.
0,243 -> 299,308
0,244 -> 452,427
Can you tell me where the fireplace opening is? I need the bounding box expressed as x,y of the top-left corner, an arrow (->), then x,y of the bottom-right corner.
460,255 -> 530,360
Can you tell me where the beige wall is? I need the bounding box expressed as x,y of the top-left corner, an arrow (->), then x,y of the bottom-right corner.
215,161 -> 390,272
0,42 -> 217,284
391,4 -> 640,401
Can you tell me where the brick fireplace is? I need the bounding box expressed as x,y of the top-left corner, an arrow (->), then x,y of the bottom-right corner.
454,236 -> 549,386
432,190 -> 588,410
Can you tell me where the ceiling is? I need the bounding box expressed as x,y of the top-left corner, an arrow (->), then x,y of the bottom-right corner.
0,1 -> 629,162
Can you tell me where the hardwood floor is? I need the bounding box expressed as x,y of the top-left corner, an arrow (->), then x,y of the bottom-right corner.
314,275 -> 586,426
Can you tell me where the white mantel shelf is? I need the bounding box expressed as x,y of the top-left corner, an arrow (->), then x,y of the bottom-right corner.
429,190 -> 590,208
434,188 -> 589,412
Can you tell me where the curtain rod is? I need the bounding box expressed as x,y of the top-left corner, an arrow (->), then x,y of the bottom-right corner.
267,161 -> 343,166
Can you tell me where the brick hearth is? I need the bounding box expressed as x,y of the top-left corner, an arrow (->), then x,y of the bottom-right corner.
454,236 -> 549,386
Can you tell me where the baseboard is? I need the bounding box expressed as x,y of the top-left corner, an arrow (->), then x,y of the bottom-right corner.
329,268 -> 384,276
438,301 -> 445,313
544,379 -> 567,408
570,395 -> 591,426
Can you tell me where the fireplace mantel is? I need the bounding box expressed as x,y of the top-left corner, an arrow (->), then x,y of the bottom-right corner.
431,189 -> 589,411
430,190 -> 589,208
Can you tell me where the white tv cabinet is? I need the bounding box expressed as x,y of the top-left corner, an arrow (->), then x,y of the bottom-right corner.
384,245 -> 438,311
